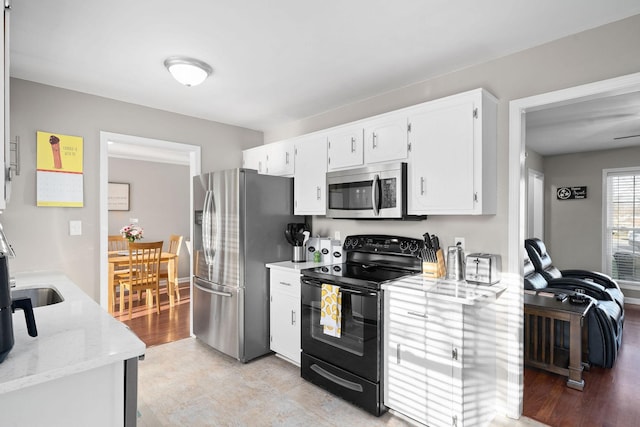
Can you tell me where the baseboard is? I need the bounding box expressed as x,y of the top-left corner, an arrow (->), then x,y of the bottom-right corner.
624,297 -> 640,305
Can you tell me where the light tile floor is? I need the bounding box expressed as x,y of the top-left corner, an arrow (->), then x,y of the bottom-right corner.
137,338 -> 547,427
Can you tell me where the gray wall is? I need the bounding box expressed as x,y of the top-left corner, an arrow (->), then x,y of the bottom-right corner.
4,78 -> 262,300
544,146 -> 640,301
265,14 -> 640,267
108,158 -> 191,280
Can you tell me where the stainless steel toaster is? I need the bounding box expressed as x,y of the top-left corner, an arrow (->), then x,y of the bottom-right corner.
465,253 -> 501,284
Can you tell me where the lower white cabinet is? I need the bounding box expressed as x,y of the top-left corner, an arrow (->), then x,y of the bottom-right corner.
384,284 -> 496,427
269,267 -> 301,365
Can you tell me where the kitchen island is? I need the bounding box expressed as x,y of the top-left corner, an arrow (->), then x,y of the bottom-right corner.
383,276 -> 505,427
0,271 -> 145,427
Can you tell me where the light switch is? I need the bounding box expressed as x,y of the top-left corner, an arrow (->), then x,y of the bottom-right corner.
69,220 -> 82,236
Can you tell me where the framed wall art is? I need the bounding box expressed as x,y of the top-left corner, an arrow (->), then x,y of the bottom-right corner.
108,182 -> 130,211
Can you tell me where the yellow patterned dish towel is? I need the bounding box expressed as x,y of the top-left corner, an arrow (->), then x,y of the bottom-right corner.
320,283 -> 342,337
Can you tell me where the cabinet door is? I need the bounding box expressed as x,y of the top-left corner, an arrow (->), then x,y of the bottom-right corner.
407,100 -> 475,214
294,135 -> 327,215
242,145 -> 268,174
0,6 -> 9,209
327,125 -> 364,170
266,140 -> 294,176
270,291 -> 301,365
384,286 -> 430,425
363,114 -> 408,164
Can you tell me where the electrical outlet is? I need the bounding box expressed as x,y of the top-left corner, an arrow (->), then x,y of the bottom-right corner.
454,237 -> 465,250
129,218 -> 139,224
334,231 -> 341,241
69,220 -> 82,236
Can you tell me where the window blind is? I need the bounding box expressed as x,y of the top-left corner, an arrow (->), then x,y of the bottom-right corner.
605,168 -> 640,286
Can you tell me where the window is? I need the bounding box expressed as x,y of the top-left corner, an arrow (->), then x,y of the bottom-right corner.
604,167 -> 640,287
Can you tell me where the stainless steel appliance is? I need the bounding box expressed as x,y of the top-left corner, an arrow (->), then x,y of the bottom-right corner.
465,253 -> 501,284
446,243 -> 465,281
193,168 -> 302,362
300,235 -> 424,416
326,162 -> 425,220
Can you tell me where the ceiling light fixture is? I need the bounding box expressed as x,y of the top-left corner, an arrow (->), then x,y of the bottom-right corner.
164,56 -> 212,87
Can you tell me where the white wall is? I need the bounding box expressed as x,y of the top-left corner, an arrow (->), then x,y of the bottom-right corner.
108,157 -> 191,279
4,78 -> 262,299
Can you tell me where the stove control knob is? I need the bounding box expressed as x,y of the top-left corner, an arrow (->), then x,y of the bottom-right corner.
399,240 -> 409,252
409,241 -> 419,253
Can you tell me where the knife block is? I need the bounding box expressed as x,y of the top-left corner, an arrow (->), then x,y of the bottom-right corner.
422,249 -> 446,279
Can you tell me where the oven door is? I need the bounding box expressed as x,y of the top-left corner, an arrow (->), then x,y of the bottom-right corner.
300,276 -> 381,382
326,162 -> 405,219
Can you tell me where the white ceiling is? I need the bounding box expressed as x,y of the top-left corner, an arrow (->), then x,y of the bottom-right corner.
9,0 -> 640,136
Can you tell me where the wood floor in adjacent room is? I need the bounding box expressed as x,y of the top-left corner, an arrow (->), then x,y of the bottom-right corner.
523,303 -> 640,427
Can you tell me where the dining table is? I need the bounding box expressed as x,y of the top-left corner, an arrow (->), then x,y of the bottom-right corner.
107,250 -> 178,314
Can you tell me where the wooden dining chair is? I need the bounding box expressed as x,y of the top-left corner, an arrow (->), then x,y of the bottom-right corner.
108,235 -> 132,312
118,241 -> 163,320
108,235 -> 129,252
159,234 -> 183,302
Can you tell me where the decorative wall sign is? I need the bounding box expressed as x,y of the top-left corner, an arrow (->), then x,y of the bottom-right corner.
108,182 -> 130,211
557,186 -> 587,200
36,131 -> 84,207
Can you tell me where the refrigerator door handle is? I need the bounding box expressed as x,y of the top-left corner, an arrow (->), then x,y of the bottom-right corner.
202,189 -> 216,265
194,282 -> 233,298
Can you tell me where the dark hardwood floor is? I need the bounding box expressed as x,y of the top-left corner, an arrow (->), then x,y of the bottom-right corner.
112,283 -> 191,347
524,303 -> 640,427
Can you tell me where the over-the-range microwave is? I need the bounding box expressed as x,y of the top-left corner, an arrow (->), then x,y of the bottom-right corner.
326,162 -> 426,220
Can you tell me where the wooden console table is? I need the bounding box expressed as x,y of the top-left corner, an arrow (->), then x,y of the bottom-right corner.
524,292 -> 593,391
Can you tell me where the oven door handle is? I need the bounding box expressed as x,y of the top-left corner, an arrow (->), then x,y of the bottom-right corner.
301,278 -> 377,296
310,364 -> 364,392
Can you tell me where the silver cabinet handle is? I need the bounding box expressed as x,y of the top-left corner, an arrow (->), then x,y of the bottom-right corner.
286,152 -> 290,165
372,132 -> 377,149
291,310 -> 296,325
420,177 -> 425,195
396,343 -> 401,365
350,137 -> 356,153
279,281 -> 291,286
316,186 -> 321,200
407,311 -> 428,318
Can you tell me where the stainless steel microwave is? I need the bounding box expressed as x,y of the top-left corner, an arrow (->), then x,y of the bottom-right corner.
326,162 -> 425,220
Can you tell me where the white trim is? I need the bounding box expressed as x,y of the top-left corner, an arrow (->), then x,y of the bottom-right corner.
99,131 -> 201,337
508,71 -> 640,419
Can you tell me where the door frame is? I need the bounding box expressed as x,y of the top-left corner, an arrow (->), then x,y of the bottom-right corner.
527,169 -> 544,239
507,71 -> 640,417
99,131 -> 201,332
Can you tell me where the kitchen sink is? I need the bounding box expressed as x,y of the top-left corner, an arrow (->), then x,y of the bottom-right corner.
11,286 -> 64,307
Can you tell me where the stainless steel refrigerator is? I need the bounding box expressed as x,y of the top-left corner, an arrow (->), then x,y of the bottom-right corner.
192,168 -> 302,362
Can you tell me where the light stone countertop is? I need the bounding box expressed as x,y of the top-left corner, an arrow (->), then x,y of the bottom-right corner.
266,260 -> 325,272
0,271 -> 145,394
383,274 -> 507,305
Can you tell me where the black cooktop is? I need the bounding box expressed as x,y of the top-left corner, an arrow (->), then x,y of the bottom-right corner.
302,262 -> 419,290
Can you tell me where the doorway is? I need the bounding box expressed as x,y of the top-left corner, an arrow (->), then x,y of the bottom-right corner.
507,72 -> 640,416
99,132 -> 201,339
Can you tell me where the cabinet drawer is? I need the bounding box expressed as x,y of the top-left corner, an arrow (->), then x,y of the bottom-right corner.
270,269 -> 301,297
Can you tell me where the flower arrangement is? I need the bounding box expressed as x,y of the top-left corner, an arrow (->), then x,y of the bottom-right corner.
120,224 -> 144,243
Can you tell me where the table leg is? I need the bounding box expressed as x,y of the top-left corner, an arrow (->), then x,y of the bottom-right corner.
108,262 -> 115,314
566,312 -> 585,391
168,257 -> 176,307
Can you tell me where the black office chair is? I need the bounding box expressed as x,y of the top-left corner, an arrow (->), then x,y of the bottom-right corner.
524,252 -> 620,368
525,238 -> 625,311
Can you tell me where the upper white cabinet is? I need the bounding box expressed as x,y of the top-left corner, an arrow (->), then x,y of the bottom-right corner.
326,125 -> 364,171
407,89 -> 497,215
242,145 -> 268,174
0,4 -> 10,210
363,113 -> 408,165
294,135 -> 327,215
265,139 -> 294,176
242,140 -> 294,177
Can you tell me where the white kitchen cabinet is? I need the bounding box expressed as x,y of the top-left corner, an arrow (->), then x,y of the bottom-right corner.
269,267 -> 301,365
327,124 -> 364,171
294,134 -> 327,215
242,140 -> 295,177
0,4 -> 10,210
363,113 -> 408,165
384,283 -> 497,427
407,88 -> 497,215
242,145 -> 268,174
265,139 -> 295,176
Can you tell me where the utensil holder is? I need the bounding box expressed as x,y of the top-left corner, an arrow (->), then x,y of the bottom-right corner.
422,249 -> 446,278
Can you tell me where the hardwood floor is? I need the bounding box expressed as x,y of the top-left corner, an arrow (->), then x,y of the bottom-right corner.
112,283 -> 191,347
523,303 -> 640,427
